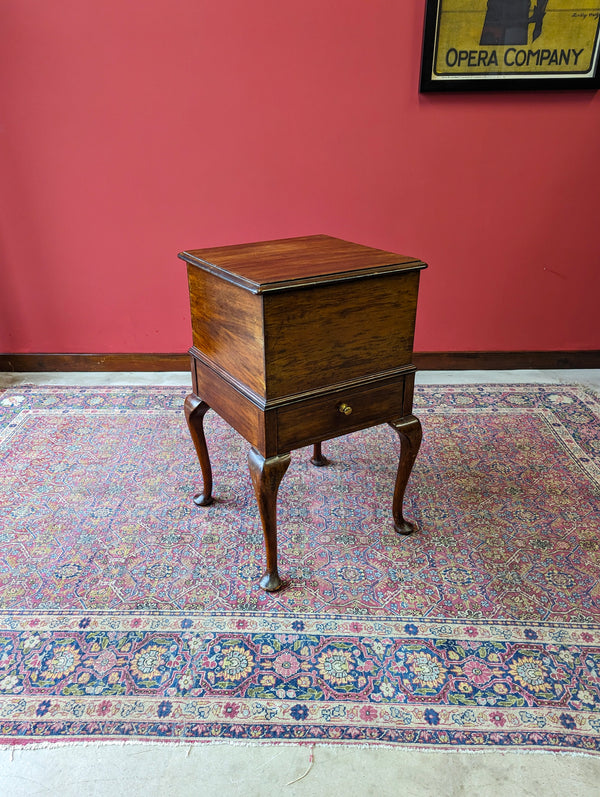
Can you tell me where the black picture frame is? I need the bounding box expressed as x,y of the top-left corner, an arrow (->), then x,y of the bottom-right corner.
420,0 -> 600,91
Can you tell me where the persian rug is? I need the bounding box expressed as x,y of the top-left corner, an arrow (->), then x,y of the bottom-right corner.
0,383 -> 599,753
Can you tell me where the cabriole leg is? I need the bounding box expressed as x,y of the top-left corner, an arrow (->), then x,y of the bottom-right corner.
389,415 -> 422,535
184,393 -> 214,507
248,448 -> 291,592
310,441 -> 330,467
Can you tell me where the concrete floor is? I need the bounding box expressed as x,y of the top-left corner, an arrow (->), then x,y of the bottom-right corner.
1,369 -> 599,796
1,368 -> 600,390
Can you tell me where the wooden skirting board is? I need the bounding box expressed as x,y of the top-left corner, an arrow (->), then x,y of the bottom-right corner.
0,352 -> 599,372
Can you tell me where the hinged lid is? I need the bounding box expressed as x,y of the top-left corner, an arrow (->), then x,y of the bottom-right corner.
179,234 -> 427,294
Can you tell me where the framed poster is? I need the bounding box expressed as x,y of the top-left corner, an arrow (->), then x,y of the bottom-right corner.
420,0 -> 600,90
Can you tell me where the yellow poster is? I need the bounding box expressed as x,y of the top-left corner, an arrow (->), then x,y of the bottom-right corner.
422,0 -> 600,86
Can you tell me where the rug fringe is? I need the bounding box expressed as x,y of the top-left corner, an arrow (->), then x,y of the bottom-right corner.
0,738 -> 597,758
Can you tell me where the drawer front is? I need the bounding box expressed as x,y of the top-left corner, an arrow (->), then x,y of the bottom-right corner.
191,355 -> 273,454
276,375 -> 413,452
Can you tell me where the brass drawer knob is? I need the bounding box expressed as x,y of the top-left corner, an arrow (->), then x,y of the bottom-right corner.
338,402 -> 353,415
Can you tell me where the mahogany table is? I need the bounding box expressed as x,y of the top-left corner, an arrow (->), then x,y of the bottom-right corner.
179,235 -> 427,592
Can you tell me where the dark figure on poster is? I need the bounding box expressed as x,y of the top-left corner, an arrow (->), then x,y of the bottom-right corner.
480,0 -> 549,45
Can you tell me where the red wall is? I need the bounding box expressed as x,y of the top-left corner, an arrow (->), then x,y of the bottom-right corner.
1,0 -> 599,354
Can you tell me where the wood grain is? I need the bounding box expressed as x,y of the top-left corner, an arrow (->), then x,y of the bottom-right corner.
263,271 -> 421,398
191,356 -> 276,454
179,234 -> 424,293
187,264 -> 266,396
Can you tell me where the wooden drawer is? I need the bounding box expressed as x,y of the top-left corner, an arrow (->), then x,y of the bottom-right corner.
275,374 -> 413,452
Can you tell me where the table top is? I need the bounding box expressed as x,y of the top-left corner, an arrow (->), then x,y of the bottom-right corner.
179,234 -> 426,294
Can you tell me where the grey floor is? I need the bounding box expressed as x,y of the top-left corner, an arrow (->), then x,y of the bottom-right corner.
1,369 -> 599,796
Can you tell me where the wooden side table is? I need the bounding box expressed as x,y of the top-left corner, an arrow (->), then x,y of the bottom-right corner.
179,235 -> 427,592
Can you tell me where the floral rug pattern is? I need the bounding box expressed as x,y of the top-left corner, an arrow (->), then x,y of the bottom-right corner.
0,384 -> 599,751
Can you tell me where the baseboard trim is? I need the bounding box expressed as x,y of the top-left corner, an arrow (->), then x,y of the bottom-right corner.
0,353 -> 191,372
1,351 -> 599,373
413,351 -> 600,370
